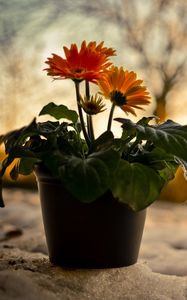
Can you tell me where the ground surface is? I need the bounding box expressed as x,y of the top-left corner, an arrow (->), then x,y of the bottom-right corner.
0,189 -> 187,299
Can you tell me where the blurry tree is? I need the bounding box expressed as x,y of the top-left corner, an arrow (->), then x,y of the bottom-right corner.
77,0 -> 187,122
0,1 -> 42,131
0,0 -> 75,132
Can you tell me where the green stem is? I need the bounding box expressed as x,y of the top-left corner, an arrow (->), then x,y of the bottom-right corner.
85,81 -> 95,143
75,81 -> 90,146
107,103 -> 116,131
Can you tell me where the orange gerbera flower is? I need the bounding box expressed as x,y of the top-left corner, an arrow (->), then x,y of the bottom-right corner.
98,66 -> 151,115
44,41 -> 116,83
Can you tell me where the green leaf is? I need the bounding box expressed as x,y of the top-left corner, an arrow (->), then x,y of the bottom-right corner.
41,151 -> 66,178
1,119 -> 37,153
39,102 -> 78,123
89,148 -> 120,174
116,118 -> 187,162
111,160 -> 165,211
137,116 -> 158,125
10,163 -> 20,180
9,157 -> 40,180
158,161 -> 178,182
37,121 -> 60,134
18,157 -> 40,175
131,147 -> 178,182
92,131 -> 114,151
59,148 -> 120,203
132,147 -> 174,168
139,120 -> 187,161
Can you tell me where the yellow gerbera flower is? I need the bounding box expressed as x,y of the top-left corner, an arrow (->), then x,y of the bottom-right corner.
98,66 -> 151,115
44,41 -> 116,83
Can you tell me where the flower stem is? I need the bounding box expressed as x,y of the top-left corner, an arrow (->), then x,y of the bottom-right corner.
85,81 -> 95,143
75,81 -> 90,146
107,103 -> 116,131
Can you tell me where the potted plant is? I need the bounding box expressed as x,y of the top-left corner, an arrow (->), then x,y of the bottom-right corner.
0,41 -> 187,268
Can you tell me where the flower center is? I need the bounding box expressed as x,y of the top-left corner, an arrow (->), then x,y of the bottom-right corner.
72,68 -> 85,74
82,101 -> 100,115
110,90 -> 126,106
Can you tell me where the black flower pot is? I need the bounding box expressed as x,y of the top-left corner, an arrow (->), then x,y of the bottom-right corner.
35,165 -> 146,269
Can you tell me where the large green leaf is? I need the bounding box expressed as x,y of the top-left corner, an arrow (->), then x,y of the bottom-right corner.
39,102 -> 78,123
59,148 -> 120,203
116,118 -> 187,162
139,121 -> 187,161
0,147 -> 35,178
111,160 -> 165,211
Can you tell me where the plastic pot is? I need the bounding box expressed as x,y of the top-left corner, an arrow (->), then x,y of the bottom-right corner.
35,165 -> 146,269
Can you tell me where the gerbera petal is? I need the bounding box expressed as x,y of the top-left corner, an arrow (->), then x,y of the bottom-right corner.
121,105 -> 137,116
44,41 -> 115,82
63,46 -> 70,59
121,71 -> 137,92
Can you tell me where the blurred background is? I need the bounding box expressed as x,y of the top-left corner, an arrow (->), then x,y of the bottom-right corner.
1,0 -> 187,201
